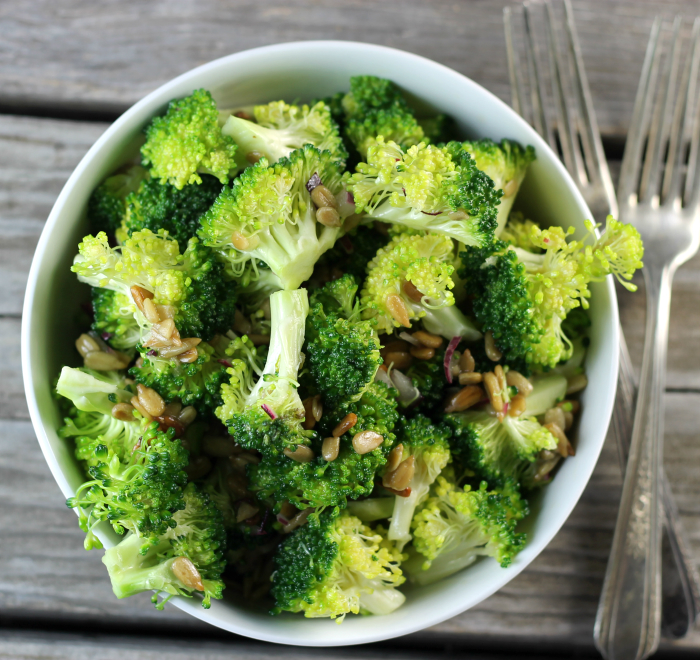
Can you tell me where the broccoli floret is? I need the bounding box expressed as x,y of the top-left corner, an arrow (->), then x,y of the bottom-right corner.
131,334 -> 261,419
460,215 -> 644,369
141,89 -> 237,189
315,222 -> 390,283
387,415 -> 452,551
499,212 -> 542,250
305,274 -> 382,407
346,106 -> 425,158
87,165 -> 148,236
217,289 -> 312,457
271,508 -> 405,619
405,475 -> 528,585
221,100 -> 346,165
122,175 -> 223,246
361,231 -> 481,340
67,420 -> 189,551
445,409 -> 557,487
199,145 -> 349,290
103,482 -> 226,609
91,288 -> 141,351
341,76 -> 411,118
417,114 -> 449,143
448,139 -> 535,235
249,381 -> 399,509
57,367 -> 140,465
72,230 -> 236,347
348,138 -> 501,247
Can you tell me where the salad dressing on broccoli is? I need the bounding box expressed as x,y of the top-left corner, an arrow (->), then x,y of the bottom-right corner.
55,76 -> 643,619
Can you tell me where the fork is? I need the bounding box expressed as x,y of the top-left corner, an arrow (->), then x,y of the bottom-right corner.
503,0 -> 700,644
594,16 -> 700,659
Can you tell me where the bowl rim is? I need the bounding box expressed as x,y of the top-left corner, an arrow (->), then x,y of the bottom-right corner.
21,39 -> 619,646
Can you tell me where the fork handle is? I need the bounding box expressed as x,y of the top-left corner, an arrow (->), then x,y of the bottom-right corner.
595,266 -> 672,660
613,330 -> 700,638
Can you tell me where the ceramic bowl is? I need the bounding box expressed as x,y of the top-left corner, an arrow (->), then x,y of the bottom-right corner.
21,40 -> 619,646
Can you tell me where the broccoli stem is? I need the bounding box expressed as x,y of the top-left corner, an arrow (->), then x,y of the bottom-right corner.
359,581 -> 406,615
411,303 -> 482,342
405,546 -> 480,586
246,289 -> 309,415
103,533 -> 185,600
222,115 -> 293,163
346,497 -> 395,522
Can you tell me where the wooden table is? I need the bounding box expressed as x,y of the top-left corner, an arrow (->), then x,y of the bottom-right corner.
2,1 -> 700,658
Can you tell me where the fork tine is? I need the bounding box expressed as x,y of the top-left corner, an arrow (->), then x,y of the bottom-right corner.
543,0 -> 581,180
562,0 -> 618,217
683,18 -> 700,207
639,17 -> 683,205
523,2 -> 554,147
504,7 -> 527,122
618,18 -> 662,207
662,18 -> 700,205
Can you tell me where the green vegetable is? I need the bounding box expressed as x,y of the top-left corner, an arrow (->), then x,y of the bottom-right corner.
348,138 -> 501,247
305,274 -> 382,407
405,475 -> 527,584
87,165 -> 148,236
141,89 -> 238,189
460,215 -> 644,369
121,175 -> 223,246
103,482 -> 226,609
271,508 -> 405,619
221,100 -> 346,165
199,145 -> 347,290
448,139 -> 535,235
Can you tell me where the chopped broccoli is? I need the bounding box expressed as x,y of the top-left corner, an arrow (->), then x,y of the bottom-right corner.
221,100 -> 346,165
460,215 -> 644,369
72,230 -> 236,346
199,145 -> 348,290
271,508 -> 405,619
361,231 -> 481,340
405,475 -> 527,584
249,381 -> 399,509
404,349 -> 448,416
131,333 -> 261,419
387,415 -> 452,551
346,105 -> 425,158
448,139 -> 535,235
341,76 -> 411,118
217,289 -> 312,457
57,367 -> 139,465
87,165 -> 148,237
103,482 -> 226,609
91,288 -> 141,351
445,409 -> 556,487
499,212 -> 541,250
305,274 -> 382,407
121,175 -> 223,246
67,420 -> 189,551
141,89 -> 238,189
348,138 -> 501,247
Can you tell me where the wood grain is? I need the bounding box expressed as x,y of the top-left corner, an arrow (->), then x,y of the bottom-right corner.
0,0 -> 698,137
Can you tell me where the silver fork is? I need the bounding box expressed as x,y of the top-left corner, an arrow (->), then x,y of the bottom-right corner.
504,0 -> 700,643
595,17 -> 700,660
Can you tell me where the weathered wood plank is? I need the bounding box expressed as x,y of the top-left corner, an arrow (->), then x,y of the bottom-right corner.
0,1 -> 697,137
0,318 -> 26,420
0,115 -> 108,316
0,630 -> 558,660
1,394 -> 698,648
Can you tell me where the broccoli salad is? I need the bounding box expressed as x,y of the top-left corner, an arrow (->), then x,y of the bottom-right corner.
55,76 -> 644,620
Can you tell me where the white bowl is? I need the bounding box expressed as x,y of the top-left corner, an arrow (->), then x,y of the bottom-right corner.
21,41 -> 619,646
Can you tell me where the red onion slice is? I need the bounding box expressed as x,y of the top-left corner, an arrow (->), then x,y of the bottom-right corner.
218,359 -> 233,368
444,336 -> 461,384
261,404 -> 277,419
